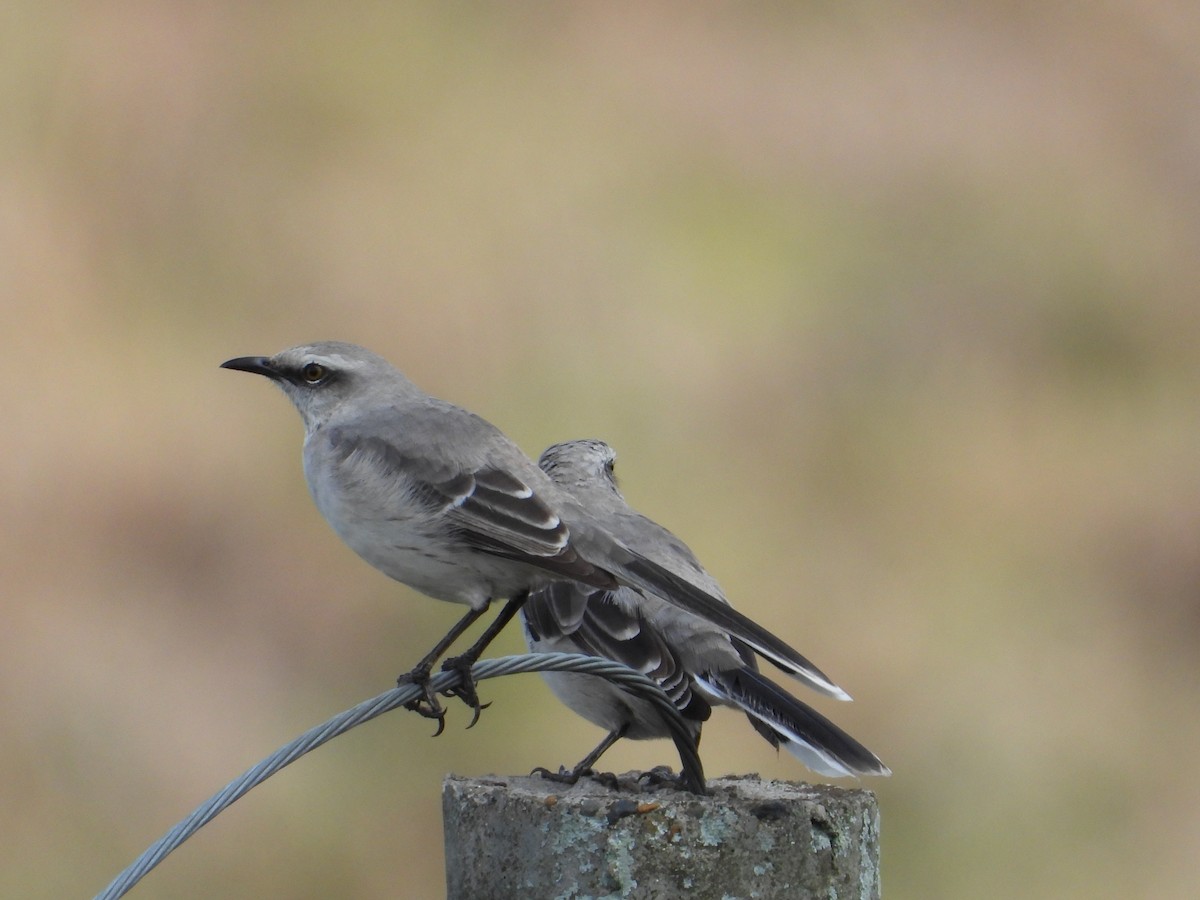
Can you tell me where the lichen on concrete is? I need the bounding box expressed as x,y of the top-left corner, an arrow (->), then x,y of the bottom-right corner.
444,772 -> 881,900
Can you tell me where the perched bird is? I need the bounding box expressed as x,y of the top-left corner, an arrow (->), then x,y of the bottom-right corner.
221,342 -> 848,737
524,440 -> 889,780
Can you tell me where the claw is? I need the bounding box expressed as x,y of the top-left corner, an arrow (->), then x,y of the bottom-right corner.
530,765 -> 619,790
398,665 -> 448,737
440,654 -> 489,728
463,697 -> 493,729
589,770 -> 620,791
531,765 -> 580,785
416,701 -> 447,738
638,766 -> 686,790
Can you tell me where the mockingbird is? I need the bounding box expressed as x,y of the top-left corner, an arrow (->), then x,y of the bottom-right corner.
221,342 -> 849,729
524,440 -> 889,781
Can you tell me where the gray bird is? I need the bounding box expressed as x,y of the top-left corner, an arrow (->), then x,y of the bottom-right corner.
221,342 -> 849,732
524,440 -> 889,780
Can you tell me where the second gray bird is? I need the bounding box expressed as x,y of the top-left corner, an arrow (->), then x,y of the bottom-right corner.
524,440 -> 890,781
221,342 -> 850,729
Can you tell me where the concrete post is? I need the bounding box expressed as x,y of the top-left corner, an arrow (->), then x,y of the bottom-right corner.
443,772 -> 881,899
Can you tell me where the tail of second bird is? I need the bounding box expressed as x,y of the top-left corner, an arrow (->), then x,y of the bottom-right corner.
698,666 -> 890,778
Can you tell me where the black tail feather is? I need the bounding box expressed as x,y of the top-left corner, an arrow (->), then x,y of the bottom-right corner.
619,553 -> 852,702
701,666 -> 890,778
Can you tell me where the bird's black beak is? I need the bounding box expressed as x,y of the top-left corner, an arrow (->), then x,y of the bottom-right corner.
220,355 -> 279,378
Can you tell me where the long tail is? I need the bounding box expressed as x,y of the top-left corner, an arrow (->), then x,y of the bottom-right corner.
617,552 -> 852,701
698,666 -> 890,778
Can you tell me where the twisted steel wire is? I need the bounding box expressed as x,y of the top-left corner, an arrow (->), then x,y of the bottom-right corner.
95,652 -> 705,900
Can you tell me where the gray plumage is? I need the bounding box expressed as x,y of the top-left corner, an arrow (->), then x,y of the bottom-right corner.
225,343 -> 611,609
524,440 -> 890,779
221,342 -> 849,704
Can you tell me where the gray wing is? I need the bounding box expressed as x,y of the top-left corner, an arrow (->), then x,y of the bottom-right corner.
525,582 -> 712,723
326,408 -> 615,587
601,545 -> 851,700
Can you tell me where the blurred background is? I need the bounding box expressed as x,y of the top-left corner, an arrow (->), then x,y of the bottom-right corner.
4,2 -> 1199,897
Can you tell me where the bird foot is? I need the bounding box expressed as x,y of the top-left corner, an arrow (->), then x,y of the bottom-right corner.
530,765 -> 581,785
440,654 -> 492,728
397,664 -> 448,737
531,765 -> 620,790
638,766 -> 687,790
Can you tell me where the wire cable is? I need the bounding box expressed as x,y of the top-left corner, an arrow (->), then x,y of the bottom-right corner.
94,652 -> 705,900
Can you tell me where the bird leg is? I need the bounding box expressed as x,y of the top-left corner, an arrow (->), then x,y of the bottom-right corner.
398,605 -> 489,735
440,592 -> 530,728
531,726 -> 627,786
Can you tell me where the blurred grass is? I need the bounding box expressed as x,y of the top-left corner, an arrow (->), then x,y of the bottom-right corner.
4,2 -> 1200,897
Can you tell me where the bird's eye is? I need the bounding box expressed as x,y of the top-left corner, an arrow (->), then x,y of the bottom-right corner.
301,362 -> 329,384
